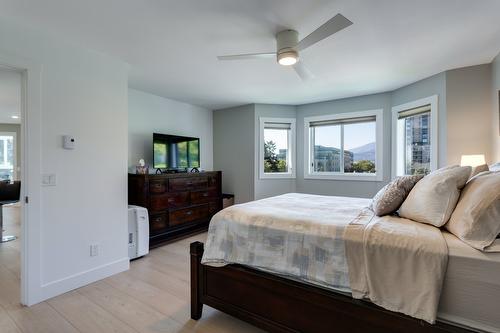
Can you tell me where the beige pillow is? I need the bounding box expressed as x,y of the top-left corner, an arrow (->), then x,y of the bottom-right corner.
445,171 -> 500,251
371,175 -> 423,216
399,165 -> 471,227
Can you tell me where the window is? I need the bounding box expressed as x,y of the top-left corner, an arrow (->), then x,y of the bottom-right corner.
259,117 -> 296,179
304,110 -> 383,181
0,134 -> 16,181
392,96 -> 438,177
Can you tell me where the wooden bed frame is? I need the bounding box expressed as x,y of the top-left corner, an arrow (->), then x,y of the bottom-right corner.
190,242 -> 473,333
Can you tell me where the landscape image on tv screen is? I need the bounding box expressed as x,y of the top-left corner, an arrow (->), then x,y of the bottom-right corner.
153,133 -> 200,169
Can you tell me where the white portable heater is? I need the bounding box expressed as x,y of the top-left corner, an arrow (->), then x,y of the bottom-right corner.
128,205 -> 149,259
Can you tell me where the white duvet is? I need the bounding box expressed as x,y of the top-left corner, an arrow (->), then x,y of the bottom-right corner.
202,193 -> 448,323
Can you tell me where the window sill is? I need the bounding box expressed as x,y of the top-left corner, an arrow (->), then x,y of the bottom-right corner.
260,173 -> 296,180
304,173 -> 382,182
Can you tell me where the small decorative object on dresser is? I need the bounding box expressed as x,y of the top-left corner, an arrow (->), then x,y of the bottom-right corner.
128,171 -> 222,248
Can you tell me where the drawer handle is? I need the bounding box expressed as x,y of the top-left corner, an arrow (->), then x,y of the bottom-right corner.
185,211 -> 193,216
186,182 -> 193,185
202,193 -> 209,197
167,198 -> 174,203
153,184 -> 162,188
154,217 -> 163,222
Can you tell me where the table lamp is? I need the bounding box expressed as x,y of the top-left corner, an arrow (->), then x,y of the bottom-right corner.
460,154 -> 487,177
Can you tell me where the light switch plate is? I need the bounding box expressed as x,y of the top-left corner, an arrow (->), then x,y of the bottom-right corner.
41,174 -> 56,186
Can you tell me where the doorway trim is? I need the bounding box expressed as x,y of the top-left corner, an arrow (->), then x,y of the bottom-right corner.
0,50 -> 42,305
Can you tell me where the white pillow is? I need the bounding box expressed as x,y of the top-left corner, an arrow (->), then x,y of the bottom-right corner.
445,171 -> 500,251
399,166 -> 471,227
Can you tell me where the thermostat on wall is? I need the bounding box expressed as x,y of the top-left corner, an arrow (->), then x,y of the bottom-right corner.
63,135 -> 75,149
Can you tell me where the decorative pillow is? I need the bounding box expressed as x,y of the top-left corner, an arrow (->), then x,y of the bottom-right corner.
445,171 -> 500,251
470,164 -> 489,179
371,175 -> 423,216
399,165 -> 471,227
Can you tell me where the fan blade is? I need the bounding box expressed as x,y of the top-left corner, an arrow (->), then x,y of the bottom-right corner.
217,53 -> 276,61
296,14 -> 353,51
293,61 -> 315,81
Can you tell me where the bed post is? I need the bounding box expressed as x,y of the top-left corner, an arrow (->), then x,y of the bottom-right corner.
190,241 -> 204,320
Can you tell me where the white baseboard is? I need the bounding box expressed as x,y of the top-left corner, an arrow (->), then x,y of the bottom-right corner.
34,257 -> 130,304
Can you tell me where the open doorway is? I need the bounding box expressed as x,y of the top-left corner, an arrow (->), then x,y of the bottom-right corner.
0,66 -> 23,300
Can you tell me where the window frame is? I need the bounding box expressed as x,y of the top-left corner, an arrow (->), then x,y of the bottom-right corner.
304,109 -> 384,181
391,95 -> 438,178
259,117 -> 296,179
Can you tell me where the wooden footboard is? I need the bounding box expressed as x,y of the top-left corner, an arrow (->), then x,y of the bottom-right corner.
190,242 -> 471,333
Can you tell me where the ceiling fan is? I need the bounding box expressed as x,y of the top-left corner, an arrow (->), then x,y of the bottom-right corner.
217,14 -> 353,81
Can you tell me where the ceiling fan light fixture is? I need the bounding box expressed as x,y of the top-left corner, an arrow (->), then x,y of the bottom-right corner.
277,50 -> 298,66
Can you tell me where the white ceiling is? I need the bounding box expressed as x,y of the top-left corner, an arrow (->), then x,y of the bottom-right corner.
1,0 -> 499,109
0,67 -> 21,124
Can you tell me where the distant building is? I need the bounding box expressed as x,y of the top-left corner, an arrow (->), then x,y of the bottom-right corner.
405,113 -> 431,174
313,145 -> 353,172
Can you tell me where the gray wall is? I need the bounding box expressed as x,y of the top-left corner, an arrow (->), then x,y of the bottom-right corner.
296,93 -> 392,198
492,53 -> 500,162
213,104 -> 255,203
0,123 -> 21,180
213,64 -> 496,202
446,64 -> 493,165
254,104 -> 297,199
391,72 -> 447,168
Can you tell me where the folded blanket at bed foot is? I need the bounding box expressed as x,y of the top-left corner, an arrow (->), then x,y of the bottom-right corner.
344,210 -> 448,324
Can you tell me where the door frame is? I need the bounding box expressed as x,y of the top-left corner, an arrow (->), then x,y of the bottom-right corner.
0,50 -> 42,305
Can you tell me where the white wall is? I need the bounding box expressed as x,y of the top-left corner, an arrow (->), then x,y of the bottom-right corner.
128,89 -> 213,171
446,64 -> 493,164
254,104 -> 297,200
492,53 -> 500,162
0,17 -> 129,303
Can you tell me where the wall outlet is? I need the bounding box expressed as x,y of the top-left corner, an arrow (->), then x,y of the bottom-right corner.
90,244 -> 99,257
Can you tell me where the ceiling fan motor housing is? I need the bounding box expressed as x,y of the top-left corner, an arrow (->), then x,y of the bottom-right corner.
276,29 -> 299,63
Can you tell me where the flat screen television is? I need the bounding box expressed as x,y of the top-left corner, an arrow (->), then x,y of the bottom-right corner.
153,133 -> 200,170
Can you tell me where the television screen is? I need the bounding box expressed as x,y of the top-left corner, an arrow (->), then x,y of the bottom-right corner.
153,133 -> 200,169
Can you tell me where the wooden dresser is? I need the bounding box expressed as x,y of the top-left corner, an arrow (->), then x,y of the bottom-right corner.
128,171 -> 222,248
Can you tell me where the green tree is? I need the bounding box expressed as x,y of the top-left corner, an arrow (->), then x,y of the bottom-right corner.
264,141 -> 287,172
352,160 -> 376,173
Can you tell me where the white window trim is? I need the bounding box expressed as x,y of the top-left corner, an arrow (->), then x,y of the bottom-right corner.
304,109 -> 384,181
259,117 -> 296,179
391,95 -> 438,178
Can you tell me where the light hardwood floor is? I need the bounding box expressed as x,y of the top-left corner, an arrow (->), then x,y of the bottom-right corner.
0,205 -> 263,333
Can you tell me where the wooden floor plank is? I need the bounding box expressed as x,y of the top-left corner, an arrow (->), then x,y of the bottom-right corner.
47,291 -> 137,333
5,302 -> 80,333
78,281 -> 183,333
0,304 -> 21,333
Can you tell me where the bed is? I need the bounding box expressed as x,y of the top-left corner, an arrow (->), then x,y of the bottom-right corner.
190,193 -> 499,333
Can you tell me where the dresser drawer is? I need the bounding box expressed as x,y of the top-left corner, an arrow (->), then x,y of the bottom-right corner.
150,192 -> 189,211
169,204 -> 209,227
149,213 -> 168,234
208,174 -> 219,188
169,177 -> 208,191
190,189 -> 218,204
149,180 -> 166,194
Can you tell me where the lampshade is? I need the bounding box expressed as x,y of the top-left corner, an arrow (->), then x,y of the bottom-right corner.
460,155 -> 486,167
